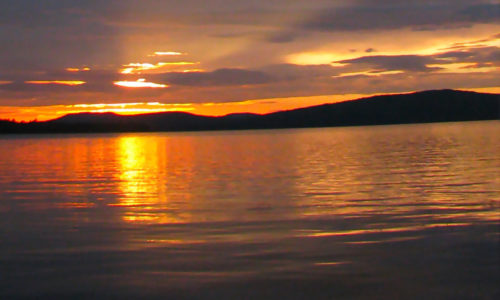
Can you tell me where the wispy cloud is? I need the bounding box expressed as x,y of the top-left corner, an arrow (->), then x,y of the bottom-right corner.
25,81 -> 86,86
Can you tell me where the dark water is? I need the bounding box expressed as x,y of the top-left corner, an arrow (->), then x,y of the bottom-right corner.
1,121 -> 499,299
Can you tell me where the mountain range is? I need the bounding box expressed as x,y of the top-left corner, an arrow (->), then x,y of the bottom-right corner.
1,89 -> 498,134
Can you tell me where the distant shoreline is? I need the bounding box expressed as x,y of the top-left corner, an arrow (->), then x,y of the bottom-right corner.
1,89 -> 498,134
1,119 -> 498,137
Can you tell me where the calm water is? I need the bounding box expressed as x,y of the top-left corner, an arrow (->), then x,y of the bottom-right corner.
1,121 -> 499,299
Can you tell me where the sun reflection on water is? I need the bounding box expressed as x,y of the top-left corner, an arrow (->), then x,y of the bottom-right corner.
116,136 -> 190,224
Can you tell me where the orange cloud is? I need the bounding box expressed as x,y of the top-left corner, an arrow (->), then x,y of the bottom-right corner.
65,67 -> 91,72
25,81 -> 86,86
334,70 -> 404,78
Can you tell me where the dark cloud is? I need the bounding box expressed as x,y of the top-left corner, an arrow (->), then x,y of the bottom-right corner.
458,4 -> 500,23
0,1 -> 120,72
260,64 -> 340,80
300,2 -> 500,32
168,68 -> 500,104
434,51 -> 475,60
163,69 -> 274,86
266,32 -> 301,43
261,1 -> 499,43
210,32 -> 257,39
434,46 -> 500,65
335,45 -> 500,73
337,55 -> 437,72
0,69 -> 121,88
0,82 -> 88,92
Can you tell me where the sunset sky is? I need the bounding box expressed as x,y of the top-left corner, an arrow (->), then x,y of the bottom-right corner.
0,0 -> 499,121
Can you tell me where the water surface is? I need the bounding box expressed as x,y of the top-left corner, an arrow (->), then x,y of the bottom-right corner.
1,121 -> 499,299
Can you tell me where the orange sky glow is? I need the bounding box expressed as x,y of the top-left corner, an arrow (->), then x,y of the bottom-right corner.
2,88 -> 499,122
0,94 -> 360,122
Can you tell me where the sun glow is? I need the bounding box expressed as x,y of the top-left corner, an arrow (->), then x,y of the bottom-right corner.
72,102 -> 190,108
287,52 -> 346,65
62,102 -> 194,115
150,51 -> 186,56
114,78 -> 168,88
287,34 -> 500,66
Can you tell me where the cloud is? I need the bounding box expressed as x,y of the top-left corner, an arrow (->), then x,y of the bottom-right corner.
266,32 -> 301,43
334,44 -> 500,74
458,4 -> 500,23
0,82 -> 88,93
163,68 -> 274,86
300,1 -> 500,32
0,10 -> 119,75
259,64 -> 340,80
1,41 -> 498,107
0,67 -> 125,95
260,1 -> 500,44
434,46 -> 500,65
337,55 -> 437,72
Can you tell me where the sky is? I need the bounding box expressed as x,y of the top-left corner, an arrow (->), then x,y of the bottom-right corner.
0,0 -> 499,121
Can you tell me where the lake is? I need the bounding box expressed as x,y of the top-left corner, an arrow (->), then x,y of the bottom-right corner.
1,121 -> 499,299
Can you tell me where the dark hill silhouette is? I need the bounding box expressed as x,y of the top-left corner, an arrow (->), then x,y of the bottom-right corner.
1,89 -> 498,134
54,112 -> 123,123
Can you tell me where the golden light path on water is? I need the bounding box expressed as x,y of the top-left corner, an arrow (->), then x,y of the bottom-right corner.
114,135 -> 197,226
